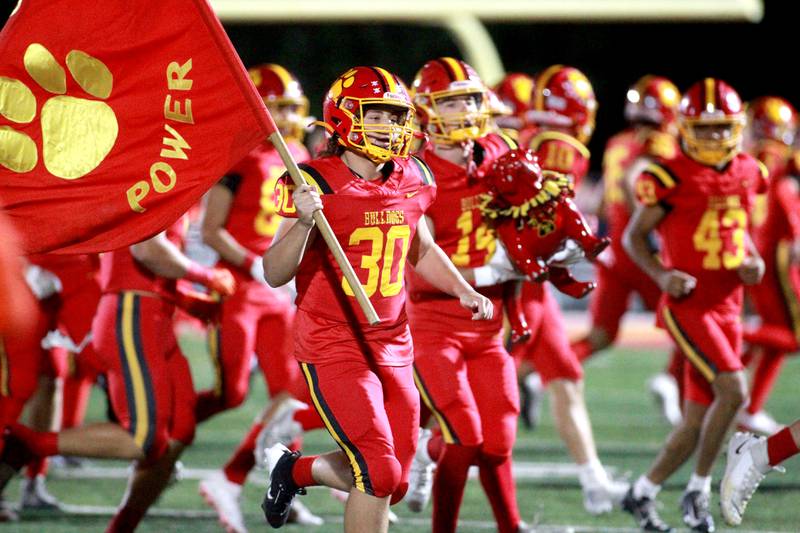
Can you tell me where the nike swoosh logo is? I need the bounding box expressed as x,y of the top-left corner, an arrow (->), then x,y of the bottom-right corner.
406,190 -> 419,198
735,441 -> 749,455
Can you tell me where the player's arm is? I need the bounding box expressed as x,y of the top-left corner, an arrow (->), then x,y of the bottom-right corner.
263,184 -> 319,287
623,204 -> 695,299
407,216 -> 492,320
131,232 -> 235,295
202,185 -> 248,266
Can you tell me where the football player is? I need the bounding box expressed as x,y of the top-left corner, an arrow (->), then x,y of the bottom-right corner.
402,57 -> 527,533
570,75 -> 684,426
512,64 -> 629,514
2,218 -> 236,533
259,65 -> 491,533
738,96 -> 799,434
622,78 -> 767,532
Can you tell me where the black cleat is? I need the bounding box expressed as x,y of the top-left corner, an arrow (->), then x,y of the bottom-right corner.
680,490 -> 715,532
622,488 -> 674,532
261,444 -> 306,528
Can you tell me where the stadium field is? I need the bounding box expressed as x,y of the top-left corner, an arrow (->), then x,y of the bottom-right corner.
4,332 -> 799,532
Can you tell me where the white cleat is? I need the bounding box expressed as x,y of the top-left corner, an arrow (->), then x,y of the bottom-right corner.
720,432 -> 784,526
288,499 -> 324,526
255,398 -> 307,468
737,410 -> 784,436
647,372 -> 682,426
581,470 -> 630,515
405,428 -> 435,513
388,508 -> 400,524
199,471 -> 247,533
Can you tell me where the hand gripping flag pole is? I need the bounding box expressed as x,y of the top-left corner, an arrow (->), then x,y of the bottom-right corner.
261,113 -> 381,326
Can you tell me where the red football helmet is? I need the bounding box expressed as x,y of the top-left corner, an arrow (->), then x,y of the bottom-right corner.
248,64 -> 309,140
412,57 -> 490,144
494,73 -> 535,117
746,96 -> 798,146
679,78 -> 745,166
531,65 -> 597,144
322,66 -> 415,163
624,75 -> 680,133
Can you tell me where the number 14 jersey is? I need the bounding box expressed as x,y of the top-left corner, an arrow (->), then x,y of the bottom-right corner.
635,149 -> 768,309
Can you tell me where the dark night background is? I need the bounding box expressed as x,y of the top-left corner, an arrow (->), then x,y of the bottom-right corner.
1,1 -> 794,169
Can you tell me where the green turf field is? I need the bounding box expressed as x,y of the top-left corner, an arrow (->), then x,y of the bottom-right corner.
4,333 -> 799,532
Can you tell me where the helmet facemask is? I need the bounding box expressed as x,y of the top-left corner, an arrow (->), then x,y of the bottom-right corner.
417,84 -> 490,144
679,114 -> 744,166
338,97 -> 415,163
266,96 -> 309,141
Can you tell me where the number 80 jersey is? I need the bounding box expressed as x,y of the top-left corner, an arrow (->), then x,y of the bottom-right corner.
635,149 -> 768,306
275,155 -> 436,326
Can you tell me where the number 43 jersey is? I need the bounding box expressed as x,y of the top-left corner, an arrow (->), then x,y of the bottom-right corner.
275,155 -> 436,327
635,148 -> 768,309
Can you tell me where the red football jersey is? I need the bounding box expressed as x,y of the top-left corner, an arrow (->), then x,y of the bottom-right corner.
406,132 -> 516,332
99,217 -> 188,298
221,139 -> 310,258
635,149 -> 768,309
27,253 -> 99,296
276,155 -> 436,331
603,129 -> 678,254
528,131 -> 590,188
750,140 -> 799,251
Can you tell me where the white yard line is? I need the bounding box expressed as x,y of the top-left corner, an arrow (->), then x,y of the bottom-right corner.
48,461 -> 601,482
56,504 -> 787,533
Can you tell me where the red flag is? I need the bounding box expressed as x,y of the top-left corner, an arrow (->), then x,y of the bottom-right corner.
0,0 -> 276,253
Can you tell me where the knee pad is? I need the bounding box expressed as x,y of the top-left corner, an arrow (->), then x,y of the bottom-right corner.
363,455 -> 401,499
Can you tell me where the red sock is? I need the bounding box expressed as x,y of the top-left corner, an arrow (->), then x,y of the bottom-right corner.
291,455 -> 318,487
478,453 -> 520,533
767,427 -> 800,466
571,338 -> 594,362
432,444 -> 479,533
62,374 -> 93,429
222,422 -> 263,485
294,407 -> 324,431
25,456 -> 48,479
427,432 -> 445,462
11,424 -> 58,457
748,350 -> 785,415
105,505 -> 146,533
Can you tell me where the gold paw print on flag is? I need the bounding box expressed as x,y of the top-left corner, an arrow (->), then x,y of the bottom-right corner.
327,69 -> 358,100
0,43 -> 119,180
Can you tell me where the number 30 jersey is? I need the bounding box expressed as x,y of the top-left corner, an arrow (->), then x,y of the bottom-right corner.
276,155 -> 436,327
635,148 -> 768,308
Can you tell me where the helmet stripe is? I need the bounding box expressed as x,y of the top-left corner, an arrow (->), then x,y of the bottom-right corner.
704,77 -> 716,112
441,57 -> 467,81
374,67 -> 398,94
367,66 -> 389,94
267,64 -> 293,91
534,64 -> 564,111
